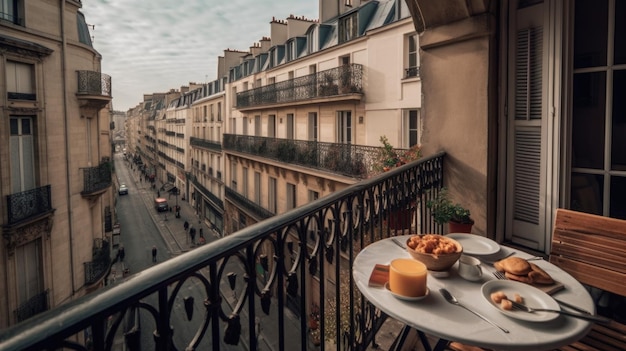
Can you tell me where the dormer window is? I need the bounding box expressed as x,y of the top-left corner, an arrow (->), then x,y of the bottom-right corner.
339,12 -> 358,44
307,26 -> 319,53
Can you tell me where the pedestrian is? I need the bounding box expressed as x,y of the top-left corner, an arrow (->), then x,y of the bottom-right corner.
119,245 -> 125,262
151,246 -> 157,262
189,226 -> 196,245
199,227 -> 204,238
184,220 -> 189,232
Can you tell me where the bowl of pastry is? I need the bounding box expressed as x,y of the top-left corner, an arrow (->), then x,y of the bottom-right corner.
406,234 -> 463,271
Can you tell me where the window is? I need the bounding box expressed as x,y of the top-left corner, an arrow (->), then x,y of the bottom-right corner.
405,34 -> 419,78
308,112 -> 318,141
286,39 -> 296,61
217,102 -> 222,121
242,167 -> 248,198
268,177 -> 277,213
230,162 -> 237,190
404,109 -> 421,147
308,26 -> 319,53
286,114 -> 294,139
15,239 -> 44,311
243,117 -> 248,135
339,13 -> 358,43
1,0 -> 19,24
254,172 -> 261,205
307,190 -> 319,240
210,104 -> 215,120
10,116 -> 35,193
337,111 -> 352,144
6,61 -> 35,100
268,115 -> 276,137
255,115 -> 261,136
287,183 -> 296,210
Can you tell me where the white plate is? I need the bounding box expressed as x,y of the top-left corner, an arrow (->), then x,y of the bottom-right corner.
385,283 -> 429,301
446,233 -> 500,256
481,280 -> 560,322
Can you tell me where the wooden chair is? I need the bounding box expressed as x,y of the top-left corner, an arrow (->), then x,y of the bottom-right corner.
547,209 -> 626,351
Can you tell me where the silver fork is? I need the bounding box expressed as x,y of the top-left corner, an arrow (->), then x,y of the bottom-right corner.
509,300 -> 610,323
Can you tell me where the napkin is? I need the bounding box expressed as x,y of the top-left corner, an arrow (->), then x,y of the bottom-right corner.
368,264 -> 389,287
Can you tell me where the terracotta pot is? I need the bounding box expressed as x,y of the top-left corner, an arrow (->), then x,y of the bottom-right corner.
448,221 -> 473,233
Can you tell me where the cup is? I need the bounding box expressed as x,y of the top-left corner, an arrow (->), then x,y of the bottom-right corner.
389,258 -> 428,297
458,255 -> 483,281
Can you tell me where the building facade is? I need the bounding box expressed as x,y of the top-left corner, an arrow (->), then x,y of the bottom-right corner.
0,0 -> 113,328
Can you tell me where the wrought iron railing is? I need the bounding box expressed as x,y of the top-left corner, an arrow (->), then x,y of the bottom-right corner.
405,67 -> 420,78
82,162 -> 112,194
192,178 -> 223,209
225,186 -> 274,220
76,70 -> 112,97
0,153 -> 445,351
84,239 -> 111,286
224,134 -> 384,179
236,64 -> 363,108
190,137 -> 222,152
14,290 -> 49,323
6,185 -> 52,225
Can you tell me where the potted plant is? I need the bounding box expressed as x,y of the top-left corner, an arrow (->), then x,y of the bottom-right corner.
374,136 -> 422,229
426,187 -> 474,233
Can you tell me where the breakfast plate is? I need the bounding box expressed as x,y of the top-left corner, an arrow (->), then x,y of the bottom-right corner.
385,283 -> 429,301
445,233 -> 500,256
481,280 -> 560,322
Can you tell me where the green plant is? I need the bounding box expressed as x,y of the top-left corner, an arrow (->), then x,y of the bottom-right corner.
426,188 -> 474,225
373,136 -> 421,174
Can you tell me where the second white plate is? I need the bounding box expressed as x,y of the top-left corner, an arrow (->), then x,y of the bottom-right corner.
481,280 -> 560,322
446,233 -> 500,256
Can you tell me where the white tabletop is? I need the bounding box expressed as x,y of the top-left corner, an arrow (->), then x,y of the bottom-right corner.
353,235 -> 595,351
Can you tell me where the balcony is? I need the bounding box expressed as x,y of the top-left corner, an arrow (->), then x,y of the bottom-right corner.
14,290 -> 49,323
84,239 -> 111,287
225,186 -> 274,220
81,161 -> 112,199
190,137 -> 222,152
5,185 -> 53,225
236,64 -> 363,110
76,70 -> 112,110
223,134 -> 383,179
0,153 -> 445,351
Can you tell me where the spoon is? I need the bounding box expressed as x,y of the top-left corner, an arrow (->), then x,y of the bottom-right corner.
439,288 -> 509,333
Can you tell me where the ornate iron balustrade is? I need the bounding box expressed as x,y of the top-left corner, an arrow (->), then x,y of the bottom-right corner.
81,162 -> 112,194
192,178 -> 224,209
190,137 -> 222,152
405,67 -> 420,78
225,186 -> 274,220
0,153 -> 445,351
236,64 -> 363,108
224,134 -> 384,179
76,70 -> 112,97
84,239 -> 111,286
6,185 -> 52,225
14,290 -> 49,323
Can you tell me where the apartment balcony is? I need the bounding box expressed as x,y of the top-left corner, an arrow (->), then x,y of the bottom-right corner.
84,239 -> 111,287
236,64 -> 363,110
0,153 -> 445,351
5,185 -> 53,226
223,134 -> 382,179
190,137 -> 222,152
81,161 -> 112,199
14,290 -> 49,324
76,70 -> 112,110
225,186 -> 274,220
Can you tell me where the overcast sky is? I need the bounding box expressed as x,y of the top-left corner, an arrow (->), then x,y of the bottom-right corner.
81,0 -> 318,111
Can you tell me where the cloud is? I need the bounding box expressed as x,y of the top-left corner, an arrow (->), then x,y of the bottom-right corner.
81,0 -> 318,111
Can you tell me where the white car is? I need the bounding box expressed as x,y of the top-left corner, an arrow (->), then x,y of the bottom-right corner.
119,184 -> 128,195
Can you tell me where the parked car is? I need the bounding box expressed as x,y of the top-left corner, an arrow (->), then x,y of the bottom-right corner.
119,184 -> 128,195
154,197 -> 168,212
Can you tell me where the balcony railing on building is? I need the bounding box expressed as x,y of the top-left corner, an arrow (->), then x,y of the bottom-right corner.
224,134 -> 383,179
84,238 -> 111,286
225,186 -> 274,220
76,70 -> 112,110
190,137 -> 222,152
0,153 -> 445,351
81,161 -> 112,196
6,185 -> 53,225
14,290 -> 49,323
236,64 -> 363,109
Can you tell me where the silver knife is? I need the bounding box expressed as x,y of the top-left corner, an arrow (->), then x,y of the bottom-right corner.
554,298 -> 592,315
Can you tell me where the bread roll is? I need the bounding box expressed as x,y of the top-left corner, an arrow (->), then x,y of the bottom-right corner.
494,257 -> 532,275
528,263 -> 554,284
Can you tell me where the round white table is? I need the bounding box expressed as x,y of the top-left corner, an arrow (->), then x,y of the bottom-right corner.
353,235 -> 595,351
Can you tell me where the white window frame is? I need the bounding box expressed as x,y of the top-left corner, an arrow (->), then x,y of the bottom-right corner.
404,109 -> 421,148
268,177 -> 277,213
287,183 -> 296,210
337,111 -> 352,144
308,112 -> 318,141
10,116 -> 35,192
